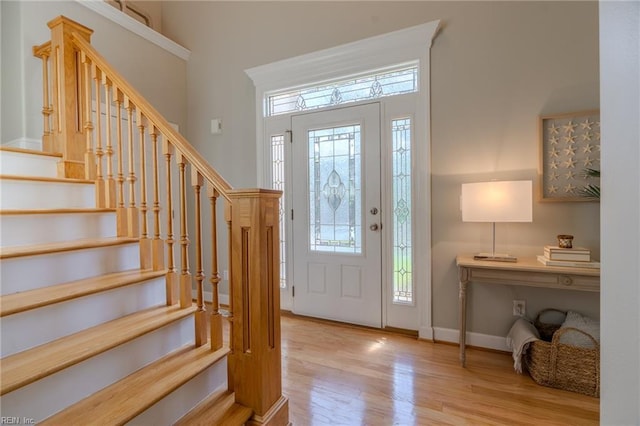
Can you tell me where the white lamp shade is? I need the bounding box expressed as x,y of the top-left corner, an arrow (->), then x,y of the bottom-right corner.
461,180 -> 533,222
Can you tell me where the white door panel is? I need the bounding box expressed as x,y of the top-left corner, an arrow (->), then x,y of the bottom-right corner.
291,103 -> 382,327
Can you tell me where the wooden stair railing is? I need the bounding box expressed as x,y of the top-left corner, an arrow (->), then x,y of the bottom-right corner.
32,15 -> 288,426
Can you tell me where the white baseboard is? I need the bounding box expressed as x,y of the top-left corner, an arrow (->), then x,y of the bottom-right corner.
186,291 -> 507,351
219,293 -> 229,306
192,290 -> 229,307
280,295 -> 292,312
418,326 -> 434,340
2,138 -> 42,150
433,327 -> 509,352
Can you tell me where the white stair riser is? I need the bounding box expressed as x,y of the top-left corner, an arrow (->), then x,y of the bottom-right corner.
1,277 -> 166,358
131,361 -> 228,426
0,243 -> 140,294
1,180 -> 95,209
1,139 -> 42,151
0,212 -> 117,247
0,151 -> 59,178
0,316 -> 197,423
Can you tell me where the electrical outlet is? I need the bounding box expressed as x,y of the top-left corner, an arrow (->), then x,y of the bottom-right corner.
513,300 -> 526,316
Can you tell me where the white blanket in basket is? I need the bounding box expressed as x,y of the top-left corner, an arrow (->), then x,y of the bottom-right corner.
506,318 -> 540,373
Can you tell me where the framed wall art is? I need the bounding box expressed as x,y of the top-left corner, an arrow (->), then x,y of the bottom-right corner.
538,110 -> 600,202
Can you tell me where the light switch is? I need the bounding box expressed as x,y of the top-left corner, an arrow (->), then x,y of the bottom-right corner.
210,119 -> 222,134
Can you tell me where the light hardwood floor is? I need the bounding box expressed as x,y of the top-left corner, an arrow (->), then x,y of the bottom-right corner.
279,314 -> 599,426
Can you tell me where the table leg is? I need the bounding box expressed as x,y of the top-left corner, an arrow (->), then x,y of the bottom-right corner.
458,266 -> 469,367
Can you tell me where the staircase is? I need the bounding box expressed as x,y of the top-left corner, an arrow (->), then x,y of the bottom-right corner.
0,15 -> 288,426
0,147 -> 245,424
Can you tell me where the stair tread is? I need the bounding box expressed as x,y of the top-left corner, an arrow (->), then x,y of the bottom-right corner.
0,236 -> 139,260
221,403 -> 254,426
40,343 -> 230,425
1,269 -> 167,317
175,389 -> 234,425
176,390 -> 253,426
0,208 -> 116,215
0,304 -> 197,396
0,147 -> 62,158
0,174 -> 93,184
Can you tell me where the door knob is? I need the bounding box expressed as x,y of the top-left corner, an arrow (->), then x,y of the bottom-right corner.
369,223 -> 380,231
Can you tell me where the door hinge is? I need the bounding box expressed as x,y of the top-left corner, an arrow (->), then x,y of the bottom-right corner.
292,286 -> 295,297
286,130 -> 293,143
291,209 -> 294,220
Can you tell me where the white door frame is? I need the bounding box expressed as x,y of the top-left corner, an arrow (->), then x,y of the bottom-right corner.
246,20 -> 440,339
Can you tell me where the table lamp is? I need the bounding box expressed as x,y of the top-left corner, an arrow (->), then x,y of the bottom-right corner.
461,180 -> 533,262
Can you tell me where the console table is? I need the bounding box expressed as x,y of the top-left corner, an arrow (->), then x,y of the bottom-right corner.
456,255 -> 600,367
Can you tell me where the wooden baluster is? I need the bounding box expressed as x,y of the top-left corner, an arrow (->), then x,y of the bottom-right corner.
163,141 -> 178,305
81,51 -> 96,181
177,153 -> 192,309
114,88 -> 127,237
102,75 -> 116,208
51,41 -> 61,152
124,96 -> 139,237
33,45 -> 54,153
150,126 -> 164,271
41,49 -> 53,151
93,63 -> 105,207
137,111 -> 151,269
225,200 -> 234,358
208,186 -> 223,350
192,171 -> 207,347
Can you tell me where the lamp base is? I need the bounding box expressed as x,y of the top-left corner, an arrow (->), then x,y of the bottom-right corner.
473,253 -> 518,262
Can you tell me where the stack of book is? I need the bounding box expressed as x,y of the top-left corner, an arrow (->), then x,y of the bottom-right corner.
537,246 -> 600,268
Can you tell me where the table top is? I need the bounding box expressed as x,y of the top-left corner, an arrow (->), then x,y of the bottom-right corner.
456,255 -> 601,277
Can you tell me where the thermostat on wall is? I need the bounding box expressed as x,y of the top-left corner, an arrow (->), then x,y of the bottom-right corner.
210,119 -> 222,135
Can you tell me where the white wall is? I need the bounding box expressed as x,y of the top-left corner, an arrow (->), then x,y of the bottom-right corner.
426,1 -> 600,339
0,0 -> 187,144
1,1 -> 25,144
161,1 -> 601,339
600,1 -> 640,424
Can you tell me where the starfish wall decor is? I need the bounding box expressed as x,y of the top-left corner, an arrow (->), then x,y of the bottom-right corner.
539,110 -> 600,201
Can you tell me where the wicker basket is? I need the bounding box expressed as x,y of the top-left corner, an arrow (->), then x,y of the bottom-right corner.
525,326 -> 600,397
534,308 -> 566,341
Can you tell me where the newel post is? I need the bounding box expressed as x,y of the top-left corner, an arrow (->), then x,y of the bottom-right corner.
47,16 -> 93,179
228,189 -> 289,426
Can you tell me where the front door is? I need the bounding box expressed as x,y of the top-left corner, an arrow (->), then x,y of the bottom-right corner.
291,103 -> 382,327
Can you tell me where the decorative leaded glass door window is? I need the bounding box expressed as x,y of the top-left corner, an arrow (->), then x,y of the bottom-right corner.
271,135 -> 287,289
391,118 -> 413,303
266,64 -> 418,117
308,125 -> 362,253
